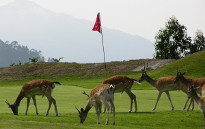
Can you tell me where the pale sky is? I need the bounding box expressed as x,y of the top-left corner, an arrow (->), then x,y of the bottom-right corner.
0,0 -> 205,42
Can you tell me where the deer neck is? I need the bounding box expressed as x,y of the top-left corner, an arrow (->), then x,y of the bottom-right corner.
145,75 -> 157,87
14,93 -> 24,107
84,101 -> 92,113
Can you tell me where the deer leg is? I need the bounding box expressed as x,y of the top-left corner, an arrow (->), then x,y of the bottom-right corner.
99,102 -> 102,113
104,102 -> 110,125
104,104 -> 113,113
94,103 -> 101,124
165,91 -> 174,110
126,90 -> 137,112
111,102 -> 113,113
187,98 -> 193,112
153,91 -> 162,111
46,98 -> 52,116
191,99 -> 194,111
97,111 -> 100,124
25,97 -> 30,115
110,100 -> 115,125
183,97 -> 190,110
51,97 -> 58,116
32,96 -> 39,115
46,95 -> 58,116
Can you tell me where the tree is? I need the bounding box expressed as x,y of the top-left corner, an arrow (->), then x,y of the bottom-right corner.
29,57 -> 40,64
189,30 -> 205,54
51,57 -> 64,62
0,40 -> 44,67
154,16 -> 191,59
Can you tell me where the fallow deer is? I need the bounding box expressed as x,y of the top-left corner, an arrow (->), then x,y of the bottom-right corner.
189,86 -> 205,129
102,75 -> 140,112
174,71 -> 205,111
139,65 -> 192,111
76,84 -> 115,125
5,79 -> 61,116
175,71 -> 205,92
175,73 -> 205,129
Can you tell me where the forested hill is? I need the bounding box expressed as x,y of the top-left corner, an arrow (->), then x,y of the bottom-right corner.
0,40 -> 43,67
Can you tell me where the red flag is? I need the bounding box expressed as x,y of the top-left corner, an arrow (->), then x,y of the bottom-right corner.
92,13 -> 102,33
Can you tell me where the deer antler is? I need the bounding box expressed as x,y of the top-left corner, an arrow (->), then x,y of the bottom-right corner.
82,91 -> 89,97
5,100 -> 11,107
75,106 -> 80,113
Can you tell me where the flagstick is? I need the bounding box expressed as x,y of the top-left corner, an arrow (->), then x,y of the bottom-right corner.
101,33 -> 107,71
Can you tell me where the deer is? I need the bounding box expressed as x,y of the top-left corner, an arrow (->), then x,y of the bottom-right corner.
102,75 -> 140,112
174,71 -> 205,111
75,84 -> 115,125
5,79 -> 61,116
174,72 -> 205,129
138,64 -> 193,111
189,85 -> 205,129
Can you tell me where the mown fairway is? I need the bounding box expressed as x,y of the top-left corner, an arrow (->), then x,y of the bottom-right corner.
1,51 -> 205,128
0,85 -> 203,129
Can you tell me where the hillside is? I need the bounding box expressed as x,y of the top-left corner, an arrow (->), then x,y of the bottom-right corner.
0,50 -> 204,89
148,50 -> 205,79
0,59 -> 174,81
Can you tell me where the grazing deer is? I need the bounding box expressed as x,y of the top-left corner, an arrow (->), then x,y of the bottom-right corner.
5,79 -> 61,116
174,71 -> 205,111
175,71 -> 205,92
139,65 -> 192,111
76,84 -> 115,125
102,75 -> 140,112
189,85 -> 205,129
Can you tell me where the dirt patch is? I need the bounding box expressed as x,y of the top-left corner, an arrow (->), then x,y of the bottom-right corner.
132,59 -> 175,72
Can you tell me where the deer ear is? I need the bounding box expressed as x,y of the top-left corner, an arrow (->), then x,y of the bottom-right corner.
182,72 -> 186,75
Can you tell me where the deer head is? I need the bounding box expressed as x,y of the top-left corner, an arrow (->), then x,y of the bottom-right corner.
174,71 -> 188,84
139,63 -> 148,83
75,107 -> 88,123
5,100 -> 18,115
187,85 -> 200,98
107,84 -> 115,94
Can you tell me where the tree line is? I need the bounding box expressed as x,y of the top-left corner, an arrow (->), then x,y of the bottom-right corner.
0,40 -> 64,67
154,16 -> 205,59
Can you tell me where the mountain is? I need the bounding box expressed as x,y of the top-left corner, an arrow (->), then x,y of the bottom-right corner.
0,40 -> 43,67
0,0 -> 154,63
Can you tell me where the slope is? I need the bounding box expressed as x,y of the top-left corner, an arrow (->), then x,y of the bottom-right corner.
147,50 -> 205,79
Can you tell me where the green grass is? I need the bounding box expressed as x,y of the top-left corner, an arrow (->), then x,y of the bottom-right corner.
0,86 -> 203,129
1,51 -> 205,128
147,51 -> 205,79
1,51 -> 205,91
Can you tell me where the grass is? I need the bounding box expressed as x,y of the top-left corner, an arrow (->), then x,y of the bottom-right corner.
1,51 -> 205,128
1,51 -> 205,90
0,86 -> 203,129
147,51 -> 205,79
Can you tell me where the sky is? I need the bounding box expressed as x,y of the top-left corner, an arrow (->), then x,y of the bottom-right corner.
0,0 -> 204,42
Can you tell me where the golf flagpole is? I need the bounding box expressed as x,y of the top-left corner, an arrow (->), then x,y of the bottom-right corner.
92,12 -> 107,71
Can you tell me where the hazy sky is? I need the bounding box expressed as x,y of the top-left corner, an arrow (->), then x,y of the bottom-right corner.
0,0 -> 205,42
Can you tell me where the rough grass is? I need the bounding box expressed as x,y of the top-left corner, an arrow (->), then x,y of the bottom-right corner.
0,86 -> 203,129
